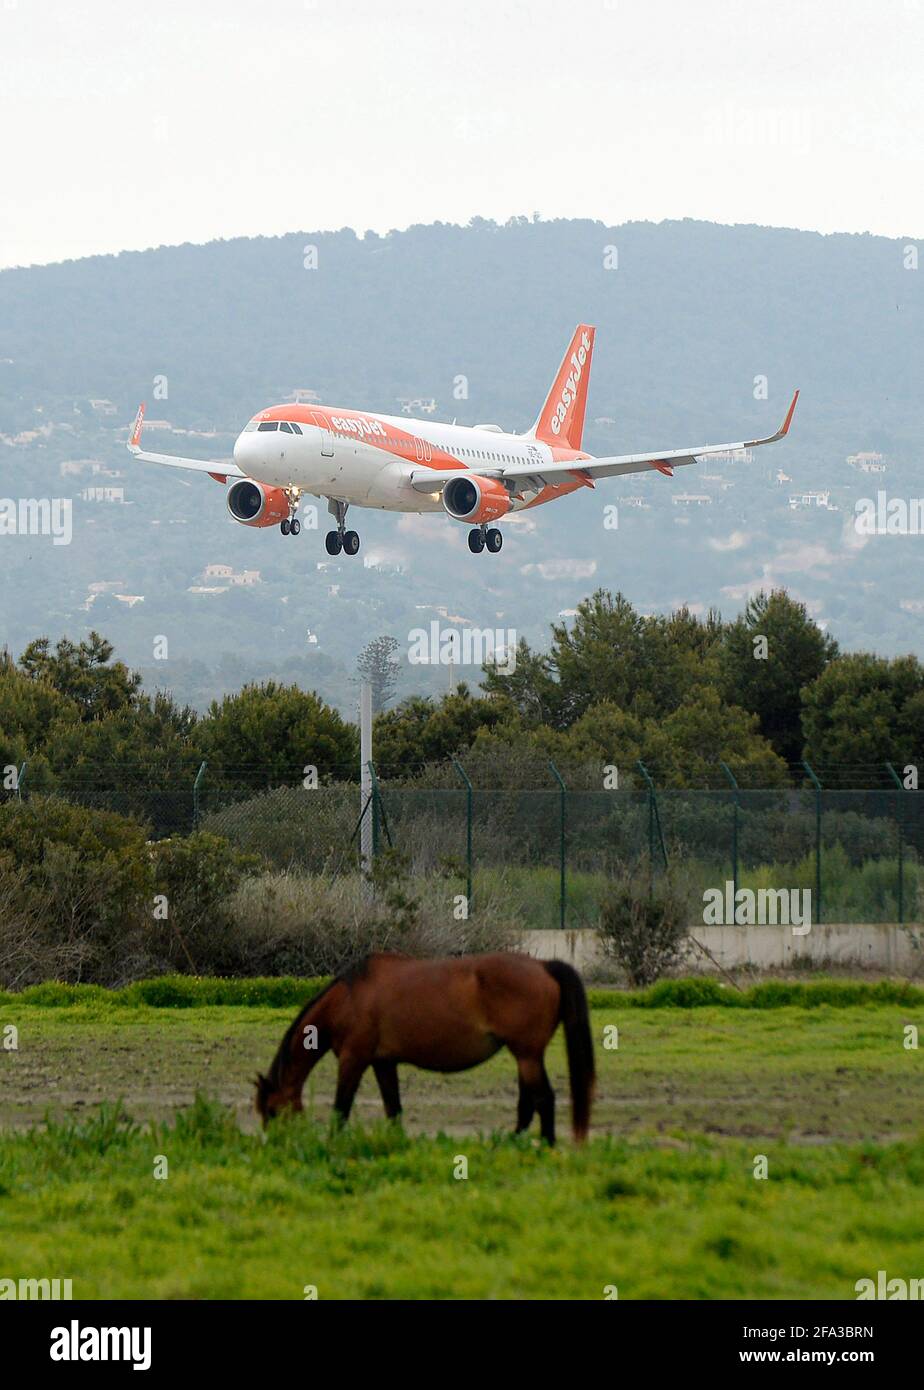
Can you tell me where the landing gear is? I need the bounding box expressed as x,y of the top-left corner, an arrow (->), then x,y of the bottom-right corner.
468,526 -> 503,554
280,491 -> 301,537
325,500 -> 360,557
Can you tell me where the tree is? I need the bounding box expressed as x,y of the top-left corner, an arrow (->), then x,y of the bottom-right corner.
718,590 -> 838,763
18,632 -> 141,721
357,636 -> 400,713
562,690 -> 788,788
480,639 -> 561,728
801,653 -> 924,768
548,590 -> 645,727
0,665 -> 79,776
482,593 -> 727,731
373,689 -> 513,778
199,682 -> 358,784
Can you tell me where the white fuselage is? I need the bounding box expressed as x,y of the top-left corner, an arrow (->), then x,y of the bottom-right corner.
232,407 -> 564,513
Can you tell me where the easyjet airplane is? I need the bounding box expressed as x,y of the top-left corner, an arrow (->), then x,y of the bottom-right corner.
128,325 -> 798,556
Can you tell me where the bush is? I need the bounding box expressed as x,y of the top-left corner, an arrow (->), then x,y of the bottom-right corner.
200,785 -> 356,873
148,833 -> 261,972
0,796 -> 153,988
218,866 -> 517,977
597,866 -> 694,986
0,800 -> 264,987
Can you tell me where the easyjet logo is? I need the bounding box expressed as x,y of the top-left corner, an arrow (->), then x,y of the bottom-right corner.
330,414 -> 386,438
549,331 -> 592,435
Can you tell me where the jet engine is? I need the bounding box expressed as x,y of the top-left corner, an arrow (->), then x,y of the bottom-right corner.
442,474 -> 511,525
227,479 -> 290,527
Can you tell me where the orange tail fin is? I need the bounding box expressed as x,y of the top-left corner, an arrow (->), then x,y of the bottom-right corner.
529,324 -> 595,450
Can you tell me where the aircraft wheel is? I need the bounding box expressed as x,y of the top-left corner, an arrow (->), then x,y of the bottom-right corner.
325,530 -> 342,555
281,518 -> 291,536
290,518 -> 301,536
343,530 -> 360,556
468,529 -> 485,554
486,527 -> 503,553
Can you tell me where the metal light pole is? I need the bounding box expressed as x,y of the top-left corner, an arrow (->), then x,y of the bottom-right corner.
360,682 -> 373,899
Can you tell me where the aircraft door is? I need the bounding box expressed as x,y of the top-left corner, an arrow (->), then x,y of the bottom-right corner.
311,413 -> 334,457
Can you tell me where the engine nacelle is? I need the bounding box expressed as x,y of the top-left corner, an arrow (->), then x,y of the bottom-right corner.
442,474 -> 511,525
227,479 -> 290,528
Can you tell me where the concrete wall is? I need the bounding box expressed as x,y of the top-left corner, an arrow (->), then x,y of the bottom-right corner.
519,923 -> 923,976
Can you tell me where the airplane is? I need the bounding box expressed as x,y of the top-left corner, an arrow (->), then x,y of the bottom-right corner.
128,324 -> 798,557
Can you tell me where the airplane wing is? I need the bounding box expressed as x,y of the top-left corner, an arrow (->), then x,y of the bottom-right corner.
126,404 -> 245,480
411,391 -> 799,492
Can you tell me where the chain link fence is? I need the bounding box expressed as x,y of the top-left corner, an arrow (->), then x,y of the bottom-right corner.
3,762 -> 921,929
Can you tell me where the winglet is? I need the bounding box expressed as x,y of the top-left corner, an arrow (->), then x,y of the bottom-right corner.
743,389 -> 799,448
777,389 -> 799,439
129,402 -> 145,450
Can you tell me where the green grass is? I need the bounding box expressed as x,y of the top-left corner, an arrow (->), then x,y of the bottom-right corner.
0,1099 -> 922,1299
2,1000 -> 922,1137
474,855 -> 921,929
2,997 -> 922,1298
2,974 -> 922,1010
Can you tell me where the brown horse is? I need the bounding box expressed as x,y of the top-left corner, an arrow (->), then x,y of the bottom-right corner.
255,952 -> 595,1144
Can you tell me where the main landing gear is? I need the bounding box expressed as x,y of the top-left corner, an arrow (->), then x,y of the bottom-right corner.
468,526 -> 503,555
325,499 -> 361,557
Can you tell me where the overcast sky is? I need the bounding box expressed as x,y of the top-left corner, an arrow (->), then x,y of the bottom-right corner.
0,0 -> 921,269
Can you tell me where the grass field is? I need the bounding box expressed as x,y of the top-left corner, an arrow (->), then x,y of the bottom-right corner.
1,987 -> 922,1299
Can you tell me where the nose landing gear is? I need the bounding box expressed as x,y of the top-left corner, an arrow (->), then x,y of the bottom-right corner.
324,499 -> 361,557
280,490 -> 302,537
468,526 -> 503,554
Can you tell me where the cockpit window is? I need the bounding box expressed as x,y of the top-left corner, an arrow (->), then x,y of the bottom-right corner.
243,422 -> 258,432
290,422 -> 303,434
257,421 -> 278,432
280,421 -> 293,433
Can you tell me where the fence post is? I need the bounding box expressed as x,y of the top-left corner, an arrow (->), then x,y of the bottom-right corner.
549,760 -> 566,931
802,760 -> 823,926
886,761 -> 904,926
452,758 -> 474,916
368,760 -> 381,858
192,761 -> 207,829
720,761 -> 739,908
636,761 -> 667,892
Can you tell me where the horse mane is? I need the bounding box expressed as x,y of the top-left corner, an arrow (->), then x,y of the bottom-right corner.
261,957 -> 373,1093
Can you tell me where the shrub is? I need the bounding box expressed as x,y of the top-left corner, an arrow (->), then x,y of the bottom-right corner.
148,833 -> 261,972
0,796 -> 153,987
200,785 -> 356,873
218,868 -> 518,977
597,865 -> 694,986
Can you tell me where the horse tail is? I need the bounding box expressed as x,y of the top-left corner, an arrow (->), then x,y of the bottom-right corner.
543,960 -> 595,1143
